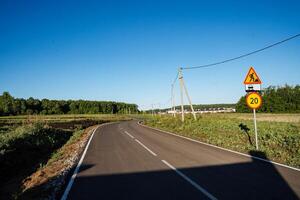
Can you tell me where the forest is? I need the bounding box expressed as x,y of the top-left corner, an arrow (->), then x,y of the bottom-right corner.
0,92 -> 139,116
236,85 -> 300,113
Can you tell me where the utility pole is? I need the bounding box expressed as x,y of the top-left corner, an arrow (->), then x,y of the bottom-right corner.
171,84 -> 175,117
182,77 -> 197,120
158,103 -> 161,116
178,68 -> 197,122
151,104 -> 154,116
179,68 -> 185,122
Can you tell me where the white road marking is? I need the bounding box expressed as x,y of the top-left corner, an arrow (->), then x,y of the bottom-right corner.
124,131 -> 135,139
61,126 -> 99,200
138,121 -> 300,172
135,139 -> 157,156
61,122 -> 118,200
161,160 -> 218,200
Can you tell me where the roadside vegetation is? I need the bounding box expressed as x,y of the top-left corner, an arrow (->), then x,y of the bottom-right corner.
143,114 -> 300,168
0,123 -> 72,199
0,114 -> 131,200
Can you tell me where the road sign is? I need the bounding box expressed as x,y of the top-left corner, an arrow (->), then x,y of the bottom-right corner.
246,92 -> 262,109
245,92 -> 262,150
243,67 -> 263,151
245,84 -> 261,92
244,67 -> 262,84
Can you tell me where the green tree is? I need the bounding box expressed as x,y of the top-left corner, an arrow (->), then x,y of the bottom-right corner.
236,85 -> 300,113
0,92 -> 14,115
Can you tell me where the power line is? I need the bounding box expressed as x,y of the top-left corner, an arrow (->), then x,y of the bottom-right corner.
182,33 -> 300,70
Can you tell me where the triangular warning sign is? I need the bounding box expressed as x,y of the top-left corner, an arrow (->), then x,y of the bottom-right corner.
244,67 -> 262,84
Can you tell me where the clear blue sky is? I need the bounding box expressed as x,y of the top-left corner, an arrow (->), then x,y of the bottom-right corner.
1,0 -> 299,110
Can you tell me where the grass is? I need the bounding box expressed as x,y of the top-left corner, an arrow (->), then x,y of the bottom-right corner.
0,123 -> 73,199
143,113 -> 300,168
0,114 -> 130,125
223,113 -> 300,123
46,129 -> 85,166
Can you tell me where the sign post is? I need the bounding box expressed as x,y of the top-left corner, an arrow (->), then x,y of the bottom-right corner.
246,92 -> 262,150
253,109 -> 258,150
244,67 -> 262,150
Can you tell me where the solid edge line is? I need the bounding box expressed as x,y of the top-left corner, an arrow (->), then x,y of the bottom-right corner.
161,160 -> 217,200
60,122 -> 117,200
138,121 -> 300,172
124,131 -> 135,139
60,126 -> 98,200
135,139 -> 157,156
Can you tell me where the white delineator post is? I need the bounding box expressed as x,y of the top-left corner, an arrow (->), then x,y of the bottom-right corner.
253,108 -> 258,150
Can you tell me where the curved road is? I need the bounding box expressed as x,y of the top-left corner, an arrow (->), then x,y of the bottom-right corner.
64,120 -> 300,200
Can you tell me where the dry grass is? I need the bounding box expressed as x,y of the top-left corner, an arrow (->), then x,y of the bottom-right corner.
0,114 -> 129,124
222,113 -> 300,123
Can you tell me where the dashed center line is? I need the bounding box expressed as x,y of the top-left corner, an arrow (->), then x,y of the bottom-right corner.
135,139 -> 157,156
124,131 -> 134,139
122,129 -> 217,199
123,130 -> 157,157
161,160 -> 218,200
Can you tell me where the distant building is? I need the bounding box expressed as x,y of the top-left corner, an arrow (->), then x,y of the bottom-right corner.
167,107 -> 236,114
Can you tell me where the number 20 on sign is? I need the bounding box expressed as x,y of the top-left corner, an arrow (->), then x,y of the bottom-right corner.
246,92 -> 262,109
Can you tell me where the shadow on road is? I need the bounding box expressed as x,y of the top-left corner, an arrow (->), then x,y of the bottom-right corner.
21,151 -> 300,200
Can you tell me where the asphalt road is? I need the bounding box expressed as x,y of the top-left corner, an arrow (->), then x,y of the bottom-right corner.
65,120 -> 300,200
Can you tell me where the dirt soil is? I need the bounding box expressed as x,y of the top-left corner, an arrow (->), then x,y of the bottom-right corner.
49,119 -> 108,129
19,125 -> 99,200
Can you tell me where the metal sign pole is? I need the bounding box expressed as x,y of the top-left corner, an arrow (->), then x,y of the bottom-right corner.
253,108 -> 258,150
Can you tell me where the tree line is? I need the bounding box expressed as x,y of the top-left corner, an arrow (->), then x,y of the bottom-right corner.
0,92 -> 139,116
236,85 -> 300,113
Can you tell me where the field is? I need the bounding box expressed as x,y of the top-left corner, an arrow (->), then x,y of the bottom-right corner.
0,114 -> 131,200
0,114 -> 129,124
224,113 -> 300,123
143,113 -> 300,168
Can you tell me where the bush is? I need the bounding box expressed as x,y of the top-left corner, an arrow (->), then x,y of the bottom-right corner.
236,85 -> 300,113
0,123 -> 72,183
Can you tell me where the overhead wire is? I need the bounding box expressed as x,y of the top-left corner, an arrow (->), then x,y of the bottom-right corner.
164,33 -> 300,113
182,33 -> 300,70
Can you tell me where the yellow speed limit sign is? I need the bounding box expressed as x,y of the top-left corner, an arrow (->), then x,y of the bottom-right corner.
246,92 -> 262,109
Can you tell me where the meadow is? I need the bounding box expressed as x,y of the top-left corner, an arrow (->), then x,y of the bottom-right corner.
143,113 -> 300,168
